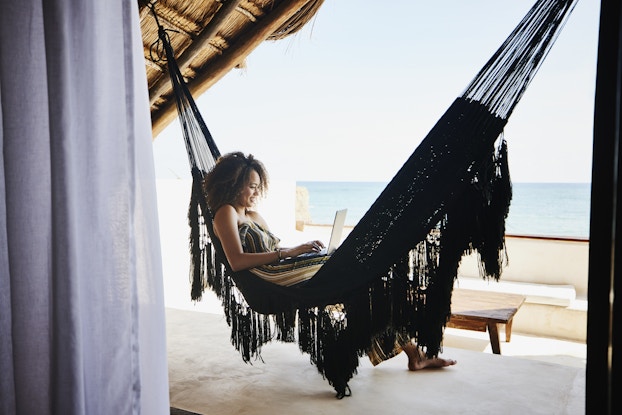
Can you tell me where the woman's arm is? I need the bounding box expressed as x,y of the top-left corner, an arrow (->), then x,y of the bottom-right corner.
214,206 -> 326,271
245,210 -> 325,256
213,206 -> 279,271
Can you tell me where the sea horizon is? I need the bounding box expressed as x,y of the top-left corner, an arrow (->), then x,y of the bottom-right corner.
297,181 -> 591,239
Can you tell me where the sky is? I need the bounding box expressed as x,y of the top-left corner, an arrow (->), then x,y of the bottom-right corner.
152,0 -> 601,183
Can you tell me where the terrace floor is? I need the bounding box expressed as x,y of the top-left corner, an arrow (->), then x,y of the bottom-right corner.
166,300 -> 586,415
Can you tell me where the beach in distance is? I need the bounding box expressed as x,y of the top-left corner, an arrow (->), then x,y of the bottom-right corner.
297,181 -> 591,240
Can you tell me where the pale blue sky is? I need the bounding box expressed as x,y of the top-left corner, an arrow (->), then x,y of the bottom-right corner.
153,0 -> 601,183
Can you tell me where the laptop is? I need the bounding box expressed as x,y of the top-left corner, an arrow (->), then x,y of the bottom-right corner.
300,208 -> 347,257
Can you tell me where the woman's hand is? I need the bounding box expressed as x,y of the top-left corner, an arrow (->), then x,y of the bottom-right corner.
281,240 -> 325,258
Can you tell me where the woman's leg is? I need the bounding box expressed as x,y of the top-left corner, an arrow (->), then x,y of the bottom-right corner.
368,333 -> 456,370
402,341 -> 457,371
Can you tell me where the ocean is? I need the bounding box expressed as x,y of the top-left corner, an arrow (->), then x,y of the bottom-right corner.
297,181 -> 591,239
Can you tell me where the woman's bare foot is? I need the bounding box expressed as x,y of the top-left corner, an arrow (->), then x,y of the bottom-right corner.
403,342 -> 457,371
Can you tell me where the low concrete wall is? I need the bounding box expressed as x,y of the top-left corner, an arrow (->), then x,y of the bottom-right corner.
458,235 -> 589,299
456,235 -> 588,342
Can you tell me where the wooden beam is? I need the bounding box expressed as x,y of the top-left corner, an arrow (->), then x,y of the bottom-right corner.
151,0 -> 314,137
148,0 -> 244,106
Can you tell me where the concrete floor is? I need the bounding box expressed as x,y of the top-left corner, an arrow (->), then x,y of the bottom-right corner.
166,305 -> 586,415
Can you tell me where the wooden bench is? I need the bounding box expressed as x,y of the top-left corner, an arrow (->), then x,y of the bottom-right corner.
448,288 -> 526,354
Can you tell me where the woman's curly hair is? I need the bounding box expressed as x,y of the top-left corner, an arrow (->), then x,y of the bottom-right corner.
202,152 -> 269,213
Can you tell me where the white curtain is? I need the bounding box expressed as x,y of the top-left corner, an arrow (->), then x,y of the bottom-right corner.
0,1 -> 169,414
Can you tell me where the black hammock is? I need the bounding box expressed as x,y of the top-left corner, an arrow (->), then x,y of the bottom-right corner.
150,0 -> 577,397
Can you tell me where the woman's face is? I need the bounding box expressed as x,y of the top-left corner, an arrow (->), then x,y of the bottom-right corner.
237,169 -> 261,209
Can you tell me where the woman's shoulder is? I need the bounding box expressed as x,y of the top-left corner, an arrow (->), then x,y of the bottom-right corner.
246,210 -> 268,226
214,204 -> 236,215
213,204 -> 238,223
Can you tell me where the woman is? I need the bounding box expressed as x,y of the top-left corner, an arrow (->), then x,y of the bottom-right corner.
203,151 -> 328,287
203,151 -> 456,370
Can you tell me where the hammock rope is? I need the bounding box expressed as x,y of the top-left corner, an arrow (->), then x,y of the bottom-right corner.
149,0 -> 577,397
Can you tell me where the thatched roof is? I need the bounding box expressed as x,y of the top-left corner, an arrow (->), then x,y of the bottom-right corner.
139,0 -> 325,136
